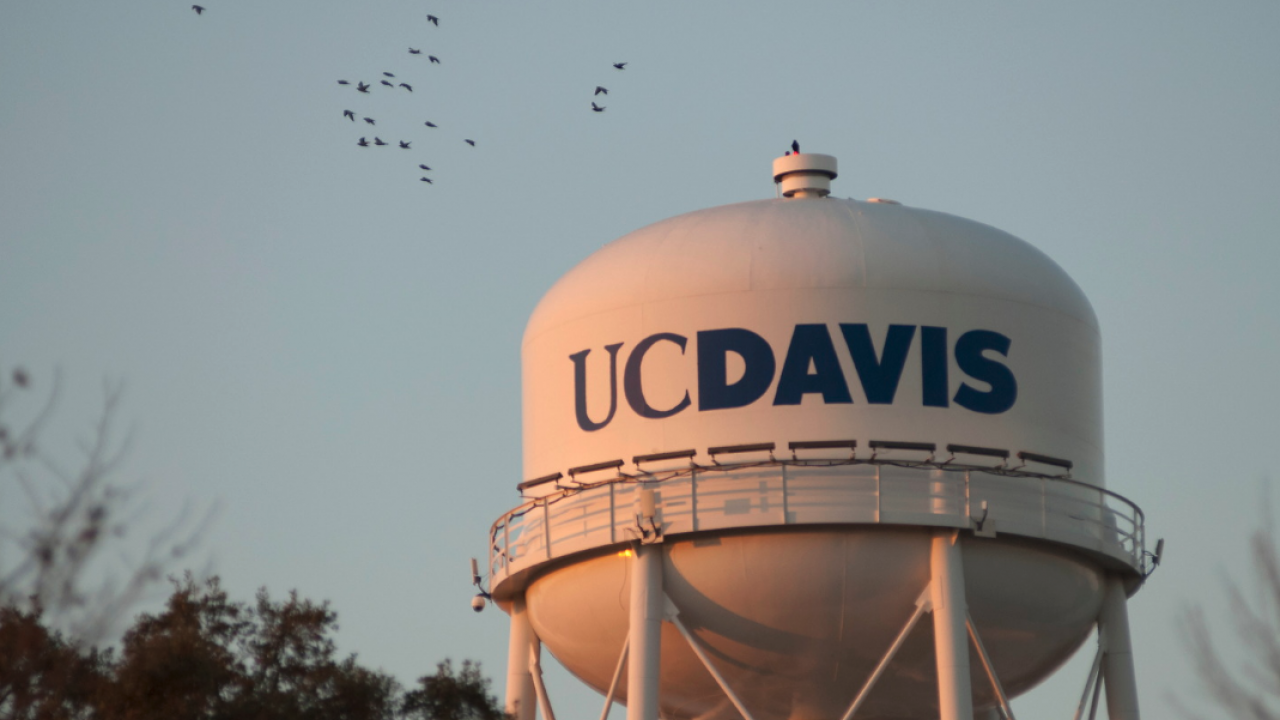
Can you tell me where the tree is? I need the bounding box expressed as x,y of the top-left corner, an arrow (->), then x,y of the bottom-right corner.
402,661 -> 505,720
0,604 -> 109,720
1179,517 -> 1280,718
102,574 -> 401,720
0,368 -> 204,642
1,574 -> 506,720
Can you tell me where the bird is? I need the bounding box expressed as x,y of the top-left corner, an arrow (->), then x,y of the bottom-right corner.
383,72 -> 395,78
343,110 -> 355,121
427,14 -> 439,25
613,62 -> 627,70
399,83 -> 412,92
357,82 -> 370,93
357,137 -> 369,147
337,80 -> 350,85
420,177 -> 433,183
380,80 -> 394,88
418,164 -> 431,171
399,141 -> 411,149
591,102 -> 605,112
192,4 -> 204,14
595,87 -> 608,96
374,137 -> 388,146
429,56 -> 440,64
423,121 -> 437,128
409,48 -> 421,54
464,139 -> 475,146
791,140 -> 800,154
363,117 -> 375,125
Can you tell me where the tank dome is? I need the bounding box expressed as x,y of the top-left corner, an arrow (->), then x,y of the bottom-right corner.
523,191 -> 1104,491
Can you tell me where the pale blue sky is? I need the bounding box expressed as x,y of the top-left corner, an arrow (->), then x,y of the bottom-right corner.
3,1 -> 1280,717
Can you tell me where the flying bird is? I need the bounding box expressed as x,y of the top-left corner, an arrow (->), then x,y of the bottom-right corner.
409,48 -> 421,54
357,137 -> 369,147
420,177 -> 433,184
357,82 -> 370,93
591,102 -> 605,112
374,137 -> 388,146
423,121 -> 437,128
595,87 -> 608,95
464,139 -> 475,147
613,62 -> 627,70
399,83 -> 412,92
337,80 -> 350,85
419,164 -> 431,171
380,80 -> 394,88
427,14 -> 439,25
343,110 -> 355,121
192,5 -> 204,14
429,56 -> 440,64
383,72 -> 395,78
363,117 -> 375,125
791,140 -> 800,154
399,141 -> 411,149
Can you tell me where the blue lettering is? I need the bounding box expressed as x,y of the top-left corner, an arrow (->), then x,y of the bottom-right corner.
697,328 -> 776,411
840,324 -> 915,404
953,330 -> 1017,414
774,324 -> 852,405
921,326 -> 949,408
624,333 -> 692,419
570,343 -> 623,431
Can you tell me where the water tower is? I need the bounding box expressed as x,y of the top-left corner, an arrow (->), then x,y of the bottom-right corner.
481,151 -> 1152,720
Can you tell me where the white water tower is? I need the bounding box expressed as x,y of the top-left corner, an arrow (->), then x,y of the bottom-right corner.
482,152 -> 1152,720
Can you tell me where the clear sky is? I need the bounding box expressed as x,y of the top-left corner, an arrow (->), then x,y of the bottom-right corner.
3,1 -> 1279,717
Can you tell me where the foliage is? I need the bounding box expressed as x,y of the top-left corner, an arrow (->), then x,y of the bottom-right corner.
402,661 -> 505,720
1179,519 -> 1280,719
0,575 -> 506,720
0,368 -> 204,642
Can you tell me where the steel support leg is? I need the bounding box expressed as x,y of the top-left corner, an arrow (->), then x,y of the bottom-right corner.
1100,575 -> 1140,720
627,541 -> 663,720
668,607 -> 759,720
530,644 -> 557,720
1072,641 -> 1104,720
506,596 -> 538,720
598,637 -> 629,720
931,531 -> 974,720
839,589 -> 932,720
966,613 -> 1015,720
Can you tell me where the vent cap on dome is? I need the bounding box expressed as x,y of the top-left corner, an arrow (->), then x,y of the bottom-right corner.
773,153 -> 837,198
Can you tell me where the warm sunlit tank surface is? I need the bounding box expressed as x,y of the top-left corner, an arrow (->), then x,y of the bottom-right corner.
526,528 -> 1104,720
522,195 -> 1105,491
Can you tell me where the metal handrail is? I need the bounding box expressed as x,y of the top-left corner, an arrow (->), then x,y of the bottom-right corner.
488,456 -> 1146,584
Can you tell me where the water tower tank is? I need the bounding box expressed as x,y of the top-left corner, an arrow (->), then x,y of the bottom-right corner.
485,153 -> 1150,720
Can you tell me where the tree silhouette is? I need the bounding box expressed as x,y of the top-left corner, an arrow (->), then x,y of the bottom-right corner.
1179,517 -> 1280,719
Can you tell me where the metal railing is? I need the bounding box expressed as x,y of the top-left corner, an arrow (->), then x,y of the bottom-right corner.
488,457 -> 1146,586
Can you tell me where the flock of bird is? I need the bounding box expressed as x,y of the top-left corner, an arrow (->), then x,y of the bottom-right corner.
191,5 -> 630,188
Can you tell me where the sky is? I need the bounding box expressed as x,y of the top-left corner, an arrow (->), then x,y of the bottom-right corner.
2,0 -> 1279,717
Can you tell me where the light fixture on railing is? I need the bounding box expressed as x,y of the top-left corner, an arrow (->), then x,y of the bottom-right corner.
632,448 -> 697,472
788,439 -> 857,460
1016,451 -> 1073,472
945,444 -> 1010,466
707,442 -> 776,464
869,440 -> 936,461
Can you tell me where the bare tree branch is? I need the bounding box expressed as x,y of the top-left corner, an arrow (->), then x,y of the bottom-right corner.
0,367 -> 211,643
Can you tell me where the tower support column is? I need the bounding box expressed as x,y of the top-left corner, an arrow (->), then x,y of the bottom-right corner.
506,596 -> 538,720
1100,575 -> 1141,720
931,531 -> 974,720
627,542 -> 664,720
